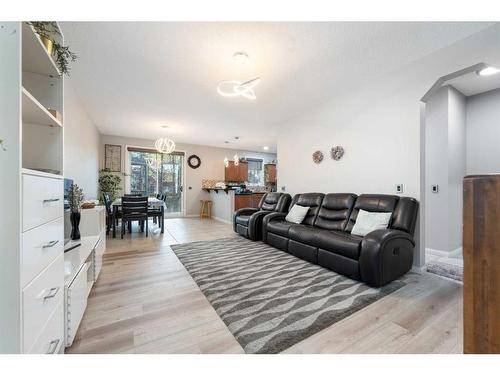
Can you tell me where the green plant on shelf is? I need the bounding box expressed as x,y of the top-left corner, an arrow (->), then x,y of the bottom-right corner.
28,21 -> 77,76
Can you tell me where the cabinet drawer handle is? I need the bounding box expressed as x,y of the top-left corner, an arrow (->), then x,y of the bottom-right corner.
42,287 -> 60,300
42,240 -> 59,248
43,198 -> 60,203
46,339 -> 60,354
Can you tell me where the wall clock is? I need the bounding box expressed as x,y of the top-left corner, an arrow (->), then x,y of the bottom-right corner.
188,154 -> 201,169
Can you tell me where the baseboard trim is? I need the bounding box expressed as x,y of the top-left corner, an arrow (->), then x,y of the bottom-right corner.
426,247 -> 463,259
411,265 -> 426,274
212,216 -> 232,225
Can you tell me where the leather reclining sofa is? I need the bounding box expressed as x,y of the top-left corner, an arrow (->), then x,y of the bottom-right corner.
235,192 -> 418,287
233,192 -> 292,240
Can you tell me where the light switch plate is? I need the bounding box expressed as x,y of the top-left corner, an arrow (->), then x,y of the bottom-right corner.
432,185 -> 439,193
396,184 -> 403,194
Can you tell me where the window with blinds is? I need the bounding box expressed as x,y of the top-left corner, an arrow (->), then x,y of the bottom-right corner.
247,158 -> 264,186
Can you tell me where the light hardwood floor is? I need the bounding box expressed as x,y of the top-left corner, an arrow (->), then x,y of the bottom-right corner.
67,218 -> 463,354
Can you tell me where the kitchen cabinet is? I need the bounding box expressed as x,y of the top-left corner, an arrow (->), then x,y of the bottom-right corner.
234,193 -> 266,211
225,161 -> 248,182
265,164 -> 277,184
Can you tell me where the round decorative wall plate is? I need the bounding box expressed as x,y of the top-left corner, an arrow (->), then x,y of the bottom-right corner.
188,154 -> 201,169
312,150 -> 324,164
331,146 -> 345,161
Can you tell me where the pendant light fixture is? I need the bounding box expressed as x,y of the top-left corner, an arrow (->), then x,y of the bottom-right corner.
217,52 -> 261,100
233,154 -> 239,166
155,126 -> 176,154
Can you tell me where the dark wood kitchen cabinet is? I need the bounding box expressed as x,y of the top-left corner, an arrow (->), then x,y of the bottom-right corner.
264,164 -> 277,183
463,174 -> 500,354
225,161 -> 248,182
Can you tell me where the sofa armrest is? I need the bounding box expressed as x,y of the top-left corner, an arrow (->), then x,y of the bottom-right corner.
359,229 -> 415,287
262,212 -> 288,243
248,210 -> 273,240
233,208 -> 259,232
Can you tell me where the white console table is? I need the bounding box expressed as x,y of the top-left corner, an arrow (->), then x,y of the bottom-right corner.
63,206 -> 106,347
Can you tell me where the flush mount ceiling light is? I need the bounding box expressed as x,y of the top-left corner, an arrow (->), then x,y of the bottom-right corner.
217,51 -> 261,100
263,146 -> 269,151
477,66 -> 500,76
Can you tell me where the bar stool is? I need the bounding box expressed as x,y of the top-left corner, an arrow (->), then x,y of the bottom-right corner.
200,200 -> 212,219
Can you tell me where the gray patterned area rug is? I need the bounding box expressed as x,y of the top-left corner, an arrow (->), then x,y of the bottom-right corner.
171,237 -> 405,354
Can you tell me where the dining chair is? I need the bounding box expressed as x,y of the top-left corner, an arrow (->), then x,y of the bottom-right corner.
124,193 -> 143,197
103,193 -> 121,235
150,195 -> 165,225
121,196 -> 149,239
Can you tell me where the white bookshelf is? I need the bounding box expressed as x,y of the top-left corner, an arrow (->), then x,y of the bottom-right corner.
22,87 -> 62,128
21,22 -> 60,77
0,21 -> 65,354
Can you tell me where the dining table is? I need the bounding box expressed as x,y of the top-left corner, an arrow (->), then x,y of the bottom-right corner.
111,197 -> 167,238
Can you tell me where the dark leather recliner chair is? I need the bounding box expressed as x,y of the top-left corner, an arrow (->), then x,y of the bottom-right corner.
233,192 -> 292,240
263,193 -> 419,287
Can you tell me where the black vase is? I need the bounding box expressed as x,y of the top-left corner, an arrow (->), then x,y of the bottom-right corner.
70,211 -> 81,240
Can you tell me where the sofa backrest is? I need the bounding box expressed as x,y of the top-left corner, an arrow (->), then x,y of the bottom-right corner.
258,192 -> 292,212
290,193 -> 324,226
314,193 -> 357,231
345,194 -> 399,233
390,197 -> 419,235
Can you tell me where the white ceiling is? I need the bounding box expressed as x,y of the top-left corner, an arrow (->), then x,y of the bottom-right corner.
61,22 -> 495,152
447,69 -> 500,97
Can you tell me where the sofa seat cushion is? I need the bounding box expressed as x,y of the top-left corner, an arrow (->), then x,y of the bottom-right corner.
289,225 -> 322,244
267,219 -> 295,237
315,230 -> 363,260
235,214 -> 251,226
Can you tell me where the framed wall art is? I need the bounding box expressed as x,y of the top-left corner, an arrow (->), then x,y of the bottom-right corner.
104,144 -> 122,172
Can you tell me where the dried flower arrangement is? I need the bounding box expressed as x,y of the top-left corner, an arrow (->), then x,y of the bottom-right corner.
68,183 -> 85,213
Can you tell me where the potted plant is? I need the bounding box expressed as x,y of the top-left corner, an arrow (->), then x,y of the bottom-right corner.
68,183 -> 84,240
98,168 -> 124,202
28,21 -> 77,76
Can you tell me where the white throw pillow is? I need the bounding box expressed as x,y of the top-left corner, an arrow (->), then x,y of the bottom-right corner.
351,209 -> 392,236
285,205 -> 310,224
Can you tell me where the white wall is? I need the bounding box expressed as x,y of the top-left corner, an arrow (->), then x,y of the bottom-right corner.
277,24 -> 500,267
99,134 -> 276,216
466,88 -> 500,174
447,87 -> 466,252
64,80 -> 101,198
425,87 -> 450,253
0,21 -> 21,353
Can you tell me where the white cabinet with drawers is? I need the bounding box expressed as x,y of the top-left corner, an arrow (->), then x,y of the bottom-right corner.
64,207 -> 106,348
20,171 -> 65,354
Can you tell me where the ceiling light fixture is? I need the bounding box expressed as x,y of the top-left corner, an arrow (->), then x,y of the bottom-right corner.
217,51 -> 260,100
217,77 -> 261,100
477,66 -> 500,76
263,146 -> 269,151
233,154 -> 239,166
154,126 -> 175,154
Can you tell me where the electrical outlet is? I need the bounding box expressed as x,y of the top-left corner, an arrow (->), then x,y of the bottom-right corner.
432,185 -> 439,193
396,184 -> 403,194
281,186 -> 286,191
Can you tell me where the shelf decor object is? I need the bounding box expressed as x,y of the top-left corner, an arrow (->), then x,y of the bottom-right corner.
312,150 -> 324,164
331,146 -> 345,161
68,183 -> 84,241
28,21 -> 77,76
104,144 -> 121,172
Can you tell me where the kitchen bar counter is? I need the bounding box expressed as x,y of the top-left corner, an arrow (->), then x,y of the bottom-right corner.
205,189 -> 267,223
